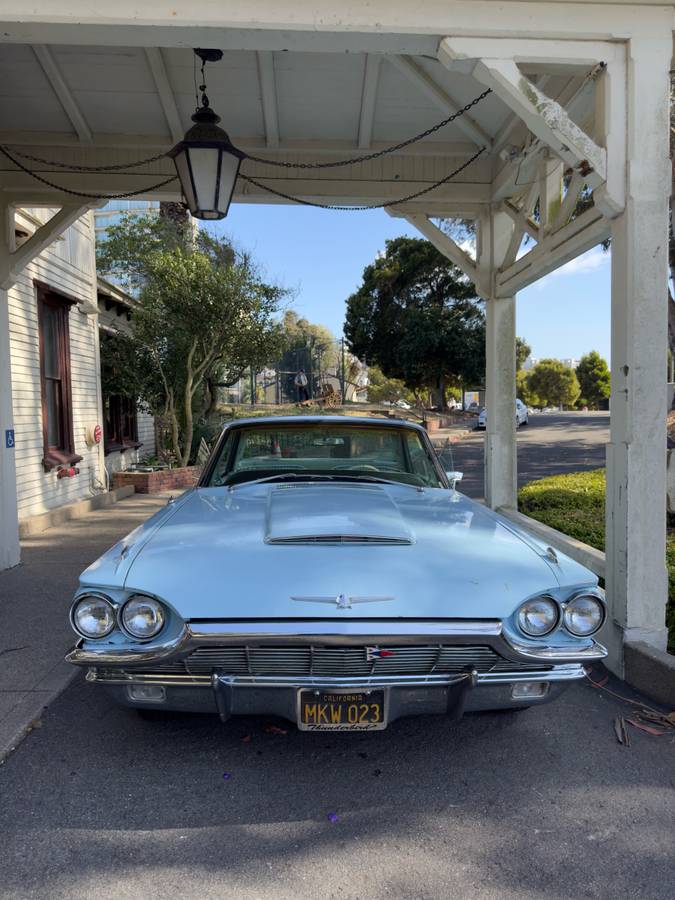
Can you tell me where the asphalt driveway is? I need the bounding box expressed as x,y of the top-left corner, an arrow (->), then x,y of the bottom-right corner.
0,668 -> 672,900
450,411 -> 609,499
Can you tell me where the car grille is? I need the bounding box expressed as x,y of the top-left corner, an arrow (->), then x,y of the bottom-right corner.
133,645 -> 550,677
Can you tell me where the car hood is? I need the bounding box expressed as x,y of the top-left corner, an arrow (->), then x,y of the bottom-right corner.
82,484 -> 588,621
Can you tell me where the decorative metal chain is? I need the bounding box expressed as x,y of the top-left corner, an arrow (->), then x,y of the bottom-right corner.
245,89 -> 492,169
0,145 -> 177,201
0,149 -> 169,172
238,146 -> 487,211
1,88 -> 492,175
0,86 -> 492,204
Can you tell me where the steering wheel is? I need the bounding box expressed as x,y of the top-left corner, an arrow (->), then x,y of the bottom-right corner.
344,464 -> 379,471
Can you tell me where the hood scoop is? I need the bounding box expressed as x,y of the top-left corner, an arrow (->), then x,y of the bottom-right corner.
264,484 -> 413,545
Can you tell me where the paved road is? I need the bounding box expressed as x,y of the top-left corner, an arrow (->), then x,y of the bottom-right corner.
1,410 -> 673,900
450,411 -> 609,500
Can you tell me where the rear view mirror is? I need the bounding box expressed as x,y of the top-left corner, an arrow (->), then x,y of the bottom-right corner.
446,471 -> 463,488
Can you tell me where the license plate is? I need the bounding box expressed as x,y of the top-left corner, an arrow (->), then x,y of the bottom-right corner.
297,689 -> 387,731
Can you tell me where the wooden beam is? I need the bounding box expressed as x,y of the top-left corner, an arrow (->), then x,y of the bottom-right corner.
357,54 -> 381,149
32,45 -> 92,143
439,40 -> 606,187
500,200 -> 538,241
493,75 -> 551,156
552,172 -> 586,230
0,204 -> 90,289
144,47 -> 183,144
496,207 -> 609,296
398,212 -> 487,293
387,55 -> 493,149
256,51 -> 280,148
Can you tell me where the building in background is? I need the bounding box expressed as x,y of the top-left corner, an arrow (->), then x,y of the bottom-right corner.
97,278 -> 156,474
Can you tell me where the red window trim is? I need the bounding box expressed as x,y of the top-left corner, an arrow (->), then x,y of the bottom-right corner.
36,283 -> 82,473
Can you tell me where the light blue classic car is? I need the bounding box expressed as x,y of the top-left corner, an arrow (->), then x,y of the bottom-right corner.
67,416 -> 607,731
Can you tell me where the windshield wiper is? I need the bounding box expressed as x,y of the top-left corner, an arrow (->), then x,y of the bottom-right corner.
228,472 -> 333,490
228,472 -> 422,491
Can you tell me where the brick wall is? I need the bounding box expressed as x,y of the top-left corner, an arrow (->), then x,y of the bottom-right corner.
112,466 -> 200,494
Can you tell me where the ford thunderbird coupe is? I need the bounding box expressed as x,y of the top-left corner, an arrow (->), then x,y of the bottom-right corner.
67,416 -> 607,731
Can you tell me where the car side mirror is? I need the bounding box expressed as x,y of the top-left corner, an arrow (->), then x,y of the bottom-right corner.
445,471 -> 463,489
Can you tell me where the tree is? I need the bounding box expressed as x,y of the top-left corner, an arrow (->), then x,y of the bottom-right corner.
105,245 -> 283,466
366,366 -> 415,405
527,359 -> 580,408
576,351 -> 611,408
345,237 -> 484,408
516,337 -> 531,371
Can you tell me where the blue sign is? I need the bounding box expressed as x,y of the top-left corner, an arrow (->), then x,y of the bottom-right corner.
5,429 -> 15,449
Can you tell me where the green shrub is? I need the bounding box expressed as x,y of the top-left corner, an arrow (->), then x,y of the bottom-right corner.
518,469 -> 674,654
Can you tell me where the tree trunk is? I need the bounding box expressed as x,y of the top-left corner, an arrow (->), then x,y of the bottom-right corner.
430,377 -> 445,411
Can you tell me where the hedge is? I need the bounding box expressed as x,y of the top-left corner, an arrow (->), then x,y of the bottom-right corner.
518,469 -> 675,654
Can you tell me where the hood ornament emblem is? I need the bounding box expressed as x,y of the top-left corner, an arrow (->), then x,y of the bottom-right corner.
291,595 -> 395,609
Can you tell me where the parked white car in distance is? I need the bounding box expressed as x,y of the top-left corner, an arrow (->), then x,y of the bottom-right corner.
477,399 -> 529,429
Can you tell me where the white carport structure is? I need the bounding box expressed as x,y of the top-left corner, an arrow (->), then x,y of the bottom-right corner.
0,1 -> 672,675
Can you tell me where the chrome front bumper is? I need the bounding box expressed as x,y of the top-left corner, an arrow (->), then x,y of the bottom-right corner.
68,619 -> 603,720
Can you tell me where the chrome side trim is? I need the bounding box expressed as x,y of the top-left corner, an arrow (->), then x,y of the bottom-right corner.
86,664 -> 586,688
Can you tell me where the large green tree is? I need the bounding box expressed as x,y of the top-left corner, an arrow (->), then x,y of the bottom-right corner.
344,237 -> 484,408
576,351 -> 611,408
527,358 -> 581,408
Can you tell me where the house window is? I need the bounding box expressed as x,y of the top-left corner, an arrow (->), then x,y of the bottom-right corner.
37,286 -> 82,472
103,394 -> 140,453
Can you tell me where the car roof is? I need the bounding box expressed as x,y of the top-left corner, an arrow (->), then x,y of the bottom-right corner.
221,414 -> 426,433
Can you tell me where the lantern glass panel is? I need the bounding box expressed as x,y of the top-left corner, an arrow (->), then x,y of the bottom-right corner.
217,152 -> 242,215
174,150 -> 197,211
189,147 -> 220,213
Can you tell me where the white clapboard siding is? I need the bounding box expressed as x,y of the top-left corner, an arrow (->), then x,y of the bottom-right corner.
8,210 -> 106,520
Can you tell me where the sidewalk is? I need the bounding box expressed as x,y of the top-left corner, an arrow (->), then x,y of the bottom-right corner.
0,491 -> 174,761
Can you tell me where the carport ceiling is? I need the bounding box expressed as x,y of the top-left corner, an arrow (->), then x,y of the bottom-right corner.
0,43 -> 595,212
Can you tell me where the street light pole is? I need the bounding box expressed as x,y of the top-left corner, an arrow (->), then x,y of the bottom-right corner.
340,338 -> 346,404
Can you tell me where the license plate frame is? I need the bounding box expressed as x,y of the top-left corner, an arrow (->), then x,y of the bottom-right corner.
297,688 -> 388,731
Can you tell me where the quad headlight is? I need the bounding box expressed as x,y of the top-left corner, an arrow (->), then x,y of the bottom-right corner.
71,594 -> 116,639
120,595 -> 166,640
516,596 -> 559,637
563,594 -> 605,636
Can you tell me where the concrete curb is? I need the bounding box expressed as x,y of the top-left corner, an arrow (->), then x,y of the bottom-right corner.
624,641 -> 675,709
18,485 -> 135,538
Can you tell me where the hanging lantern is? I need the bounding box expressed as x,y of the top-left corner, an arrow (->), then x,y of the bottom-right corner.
169,49 -> 245,220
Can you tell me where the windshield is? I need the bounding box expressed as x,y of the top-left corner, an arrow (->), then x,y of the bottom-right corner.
206,423 -> 445,488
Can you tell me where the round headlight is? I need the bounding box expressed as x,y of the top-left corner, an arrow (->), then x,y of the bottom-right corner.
563,594 -> 605,636
517,596 -> 559,637
121,595 -> 165,640
71,594 -> 116,639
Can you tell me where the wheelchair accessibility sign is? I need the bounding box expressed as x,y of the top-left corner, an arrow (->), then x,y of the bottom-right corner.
5,429 -> 15,449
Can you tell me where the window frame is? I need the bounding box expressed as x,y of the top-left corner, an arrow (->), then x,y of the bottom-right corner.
103,393 -> 141,455
36,282 -> 82,472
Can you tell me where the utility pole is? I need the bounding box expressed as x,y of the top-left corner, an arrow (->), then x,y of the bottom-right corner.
340,338 -> 346,404
250,365 -> 256,404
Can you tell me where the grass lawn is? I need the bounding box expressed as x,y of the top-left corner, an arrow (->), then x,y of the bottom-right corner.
518,469 -> 675,654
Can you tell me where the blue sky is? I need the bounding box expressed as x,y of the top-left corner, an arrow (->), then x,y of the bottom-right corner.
211,204 -> 612,363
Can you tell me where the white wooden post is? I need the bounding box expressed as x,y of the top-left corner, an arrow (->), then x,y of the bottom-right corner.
0,203 -> 20,569
604,36 -> 671,673
479,209 -> 517,510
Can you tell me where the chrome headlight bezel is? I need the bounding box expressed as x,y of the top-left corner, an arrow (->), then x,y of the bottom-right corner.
562,592 -> 606,637
70,592 -> 117,640
516,595 -> 560,637
119,594 -> 166,641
